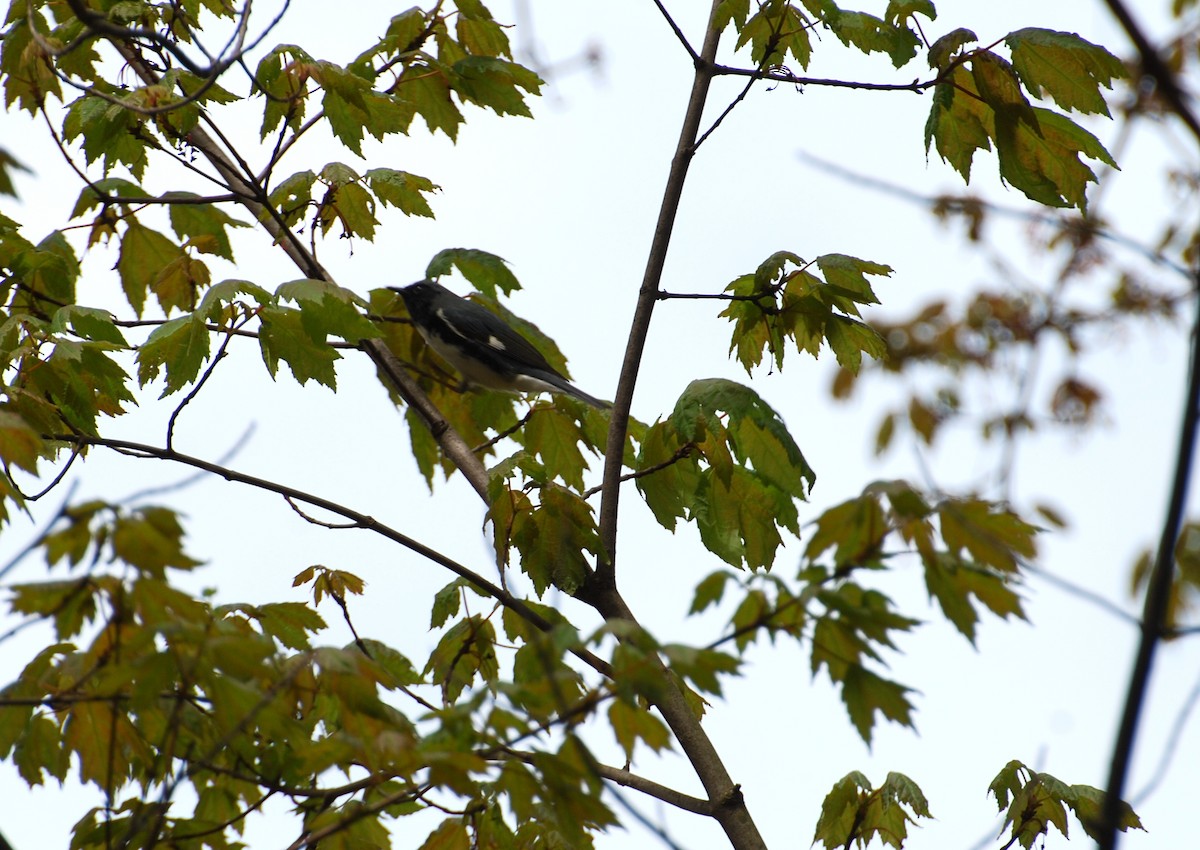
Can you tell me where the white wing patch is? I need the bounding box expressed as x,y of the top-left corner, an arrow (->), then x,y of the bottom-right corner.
435,306 -> 465,340
487,335 -> 506,350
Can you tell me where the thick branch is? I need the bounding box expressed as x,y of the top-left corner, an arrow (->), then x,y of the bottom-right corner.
588,5 -> 769,849
596,3 -> 723,583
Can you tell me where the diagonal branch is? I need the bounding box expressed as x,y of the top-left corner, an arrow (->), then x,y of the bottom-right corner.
651,0 -> 700,64
52,432 -> 613,679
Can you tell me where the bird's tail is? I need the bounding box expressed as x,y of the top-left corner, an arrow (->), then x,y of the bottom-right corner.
542,372 -> 610,409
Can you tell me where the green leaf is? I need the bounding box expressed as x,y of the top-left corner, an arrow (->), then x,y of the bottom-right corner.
816,254 -> 890,306
258,305 -> 341,389
1006,28 -> 1126,116
117,223 -> 185,317
634,420 -> 701,531
15,714 -> 68,785
252,601 -> 327,650
995,106 -> 1117,210
315,61 -> 374,156
885,0 -> 936,26
690,570 -> 733,614
112,507 -> 202,576
425,616 -> 499,702
426,248 -> 520,297
2,17 -> 63,113
366,168 -> 439,218
254,45 -> 314,138
276,278 -> 380,343
418,818 -> 470,850
840,665 -> 915,743
673,378 -> 815,498
822,10 -> 921,68
988,762 -> 1143,848
135,314 -> 211,397
451,56 -> 542,117
316,164 -> 378,239
608,699 -> 671,762
923,552 -> 1026,643
168,195 -> 248,261
457,10 -> 512,58
431,580 -> 464,629
266,170 -> 317,230
523,488 -> 601,596
693,466 -> 797,570
925,70 -> 992,180
70,177 -> 149,218
927,27 -> 977,71
49,305 -> 128,345
62,94 -> 148,179
825,315 -> 887,372
197,278 -> 272,321
938,499 -> 1038,572
714,0 -> 752,32
723,252 -> 890,374
398,62 -> 464,140
0,410 -> 43,474
662,644 -> 740,696
737,5 -> 812,68
814,771 -> 932,850
522,404 -> 589,491
805,494 -> 888,567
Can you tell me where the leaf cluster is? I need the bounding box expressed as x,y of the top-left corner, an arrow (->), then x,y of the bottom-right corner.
924,28 -> 1124,210
988,760 -> 1144,847
813,770 -> 932,849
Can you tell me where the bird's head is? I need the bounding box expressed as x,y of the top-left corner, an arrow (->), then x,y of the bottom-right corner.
389,280 -> 450,320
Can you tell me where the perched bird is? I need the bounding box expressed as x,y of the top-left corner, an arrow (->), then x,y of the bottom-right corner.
391,280 -> 609,409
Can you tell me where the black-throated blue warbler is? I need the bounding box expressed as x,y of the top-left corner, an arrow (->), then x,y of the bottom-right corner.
391,280 -> 609,409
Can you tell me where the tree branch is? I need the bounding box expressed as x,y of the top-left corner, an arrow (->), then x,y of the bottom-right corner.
1097,3 -> 1200,847
51,433 -> 613,679
650,0 -> 700,64
595,763 -> 712,815
712,63 -> 932,92
590,5 -> 769,848
596,3 -> 723,584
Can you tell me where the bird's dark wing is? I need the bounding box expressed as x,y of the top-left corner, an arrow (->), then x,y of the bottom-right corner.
435,299 -> 568,379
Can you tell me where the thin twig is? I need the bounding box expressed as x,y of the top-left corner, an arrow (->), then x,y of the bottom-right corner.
712,63 -> 931,92
650,0 -> 699,64
472,408 -> 534,453
283,494 -> 363,529
51,432 -> 614,679
582,444 -> 694,498
4,445 -> 80,502
166,320 -> 240,451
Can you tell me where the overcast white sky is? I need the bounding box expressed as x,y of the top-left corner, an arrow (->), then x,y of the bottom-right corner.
0,2 -> 1196,849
